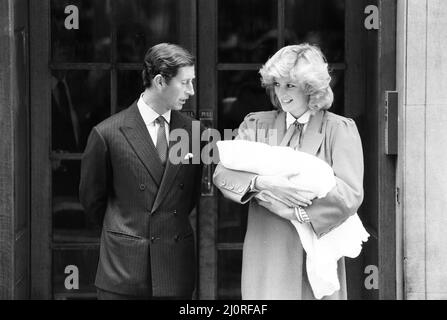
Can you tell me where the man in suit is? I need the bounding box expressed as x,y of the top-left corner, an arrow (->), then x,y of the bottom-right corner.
79,43 -> 202,300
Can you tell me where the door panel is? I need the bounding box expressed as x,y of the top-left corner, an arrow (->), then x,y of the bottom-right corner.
14,0 -> 30,300
51,0 -> 111,63
218,0 -> 277,64
31,0 -> 196,299
199,0 -> 383,300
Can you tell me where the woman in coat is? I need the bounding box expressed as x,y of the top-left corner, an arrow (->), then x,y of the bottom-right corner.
213,43 -> 364,300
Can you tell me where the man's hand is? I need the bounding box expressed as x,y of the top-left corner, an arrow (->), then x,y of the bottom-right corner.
255,174 -> 314,208
256,193 -> 296,220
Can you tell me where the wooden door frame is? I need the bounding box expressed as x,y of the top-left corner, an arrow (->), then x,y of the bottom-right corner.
197,0 -> 218,300
377,0 -> 397,300
0,0 -> 31,299
347,0 -> 398,300
30,0 -> 52,299
197,0 -> 398,300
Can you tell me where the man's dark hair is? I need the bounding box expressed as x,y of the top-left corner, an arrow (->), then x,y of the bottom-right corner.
142,43 -> 195,89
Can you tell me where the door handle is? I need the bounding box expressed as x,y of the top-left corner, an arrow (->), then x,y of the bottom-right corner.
199,110 -> 214,196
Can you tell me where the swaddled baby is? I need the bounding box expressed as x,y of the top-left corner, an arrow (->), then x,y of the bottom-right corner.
217,139 -> 336,200
216,139 -> 369,299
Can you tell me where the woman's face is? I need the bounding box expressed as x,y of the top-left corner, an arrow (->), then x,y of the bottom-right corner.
273,76 -> 309,118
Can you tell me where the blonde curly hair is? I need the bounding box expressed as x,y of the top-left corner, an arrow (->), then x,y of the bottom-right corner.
259,43 -> 334,112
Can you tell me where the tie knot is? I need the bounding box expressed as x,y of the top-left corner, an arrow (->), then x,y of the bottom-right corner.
156,116 -> 166,127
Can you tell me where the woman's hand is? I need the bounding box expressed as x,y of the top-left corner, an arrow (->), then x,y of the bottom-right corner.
256,194 -> 295,221
255,174 -> 313,208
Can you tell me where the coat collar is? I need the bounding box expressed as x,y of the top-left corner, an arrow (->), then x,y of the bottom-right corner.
299,110 -> 325,155
278,110 -> 325,155
264,111 -> 286,146
275,111 -> 287,146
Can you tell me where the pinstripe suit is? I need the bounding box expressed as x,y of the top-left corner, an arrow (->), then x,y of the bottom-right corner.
79,101 -> 202,298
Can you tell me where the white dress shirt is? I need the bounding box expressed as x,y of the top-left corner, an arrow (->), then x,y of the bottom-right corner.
137,93 -> 171,147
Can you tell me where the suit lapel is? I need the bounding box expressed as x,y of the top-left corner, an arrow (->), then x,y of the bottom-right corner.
151,110 -> 189,213
120,103 -> 164,186
299,110 -> 325,155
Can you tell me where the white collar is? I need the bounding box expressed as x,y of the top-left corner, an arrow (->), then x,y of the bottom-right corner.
137,93 -> 171,125
286,110 -> 311,129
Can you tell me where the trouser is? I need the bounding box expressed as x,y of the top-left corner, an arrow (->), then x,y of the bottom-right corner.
96,288 -> 190,300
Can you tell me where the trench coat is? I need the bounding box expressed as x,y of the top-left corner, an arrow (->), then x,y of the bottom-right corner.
213,109 -> 364,300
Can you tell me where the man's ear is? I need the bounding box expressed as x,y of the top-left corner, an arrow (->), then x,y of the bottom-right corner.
153,74 -> 165,89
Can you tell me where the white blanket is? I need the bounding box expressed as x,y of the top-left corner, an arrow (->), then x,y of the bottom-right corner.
217,139 -> 369,299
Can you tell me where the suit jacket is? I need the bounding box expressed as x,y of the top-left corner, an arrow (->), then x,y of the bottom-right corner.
213,110 -> 364,299
79,102 -> 202,297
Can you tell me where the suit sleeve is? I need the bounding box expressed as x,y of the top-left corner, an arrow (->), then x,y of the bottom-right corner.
307,119 -> 364,238
79,127 -> 111,226
213,117 -> 258,204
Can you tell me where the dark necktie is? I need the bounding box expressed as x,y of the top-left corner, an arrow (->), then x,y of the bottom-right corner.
155,116 -> 168,165
287,120 -> 305,149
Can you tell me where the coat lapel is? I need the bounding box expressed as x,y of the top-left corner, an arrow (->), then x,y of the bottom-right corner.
120,102 -> 164,186
151,110 -> 189,213
271,111 -> 286,146
299,110 -> 325,155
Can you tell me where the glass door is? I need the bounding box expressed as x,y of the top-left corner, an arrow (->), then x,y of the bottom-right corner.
198,0 -> 379,299
30,0 -> 196,299
30,0 -> 385,300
